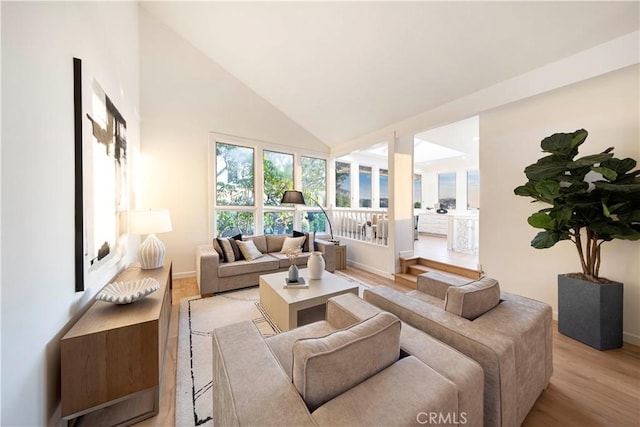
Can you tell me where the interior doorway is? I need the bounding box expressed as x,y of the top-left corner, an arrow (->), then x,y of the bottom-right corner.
413,116 -> 480,271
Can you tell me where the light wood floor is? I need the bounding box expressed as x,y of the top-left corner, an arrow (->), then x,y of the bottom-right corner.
414,234 -> 479,271
117,267 -> 638,427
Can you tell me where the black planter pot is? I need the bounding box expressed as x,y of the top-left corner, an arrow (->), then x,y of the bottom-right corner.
557,274 -> 623,350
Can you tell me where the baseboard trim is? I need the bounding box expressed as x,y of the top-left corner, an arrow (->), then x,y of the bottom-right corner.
173,270 -> 196,280
623,331 -> 640,346
346,260 -> 395,280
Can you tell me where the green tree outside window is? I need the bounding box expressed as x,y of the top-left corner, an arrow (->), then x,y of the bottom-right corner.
263,211 -> 294,235
216,143 -> 254,206
336,161 -> 351,208
264,150 -> 293,206
216,211 -> 254,237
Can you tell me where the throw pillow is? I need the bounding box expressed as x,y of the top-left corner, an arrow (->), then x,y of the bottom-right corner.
293,230 -> 309,252
212,238 -> 224,260
230,233 -> 244,261
444,277 -> 501,320
291,312 -> 401,411
417,271 -> 473,300
217,238 -> 236,263
279,236 -> 306,254
236,240 -> 263,261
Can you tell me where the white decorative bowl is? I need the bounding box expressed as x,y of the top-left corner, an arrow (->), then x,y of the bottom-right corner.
95,278 -> 160,304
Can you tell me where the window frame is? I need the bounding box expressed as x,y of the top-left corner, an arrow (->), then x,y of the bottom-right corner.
358,164 -> 373,208
413,173 -> 422,208
335,160 -> 352,208
263,149 -> 294,207
378,168 -> 389,209
209,133 -> 329,238
438,171 -> 457,210
467,169 -> 480,210
215,141 -> 256,207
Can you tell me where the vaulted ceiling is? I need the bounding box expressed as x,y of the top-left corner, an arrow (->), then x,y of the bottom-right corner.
142,1 -> 639,147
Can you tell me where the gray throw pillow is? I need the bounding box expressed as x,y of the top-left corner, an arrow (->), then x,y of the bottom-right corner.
444,277 -> 501,320
292,312 -> 401,411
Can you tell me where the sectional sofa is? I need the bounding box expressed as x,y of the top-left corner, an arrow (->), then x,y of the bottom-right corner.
211,268 -> 553,426
363,272 -> 553,427
212,293 -> 484,426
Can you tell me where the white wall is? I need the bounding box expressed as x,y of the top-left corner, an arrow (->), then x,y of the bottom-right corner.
1,2 -> 140,425
332,32 -> 637,278
480,65 -> 640,344
390,134 -> 415,271
139,8 -> 328,277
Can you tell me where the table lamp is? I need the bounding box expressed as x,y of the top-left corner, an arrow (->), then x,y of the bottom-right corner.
130,209 -> 173,269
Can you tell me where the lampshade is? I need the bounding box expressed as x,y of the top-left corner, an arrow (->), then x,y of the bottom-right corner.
130,209 -> 173,235
280,190 -> 306,205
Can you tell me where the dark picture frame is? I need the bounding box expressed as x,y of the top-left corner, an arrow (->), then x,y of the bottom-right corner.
73,57 -> 128,293
74,57 -> 84,292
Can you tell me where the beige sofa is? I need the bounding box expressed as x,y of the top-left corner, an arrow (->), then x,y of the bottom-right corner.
213,293 -> 484,426
196,234 -> 338,295
363,272 -> 553,427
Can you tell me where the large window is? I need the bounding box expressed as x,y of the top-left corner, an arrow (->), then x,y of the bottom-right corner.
216,143 -> 254,206
413,174 -> 422,208
300,211 -> 327,234
212,138 -> 328,238
467,170 -> 479,209
301,157 -> 328,233
216,211 -> 254,237
302,157 -> 326,206
262,150 -> 294,235
359,165 -> 372,208
263,150 -> 293,206
379,169 -> 389,208
263,211 -> 294,235
215,143 -> 256,236
335,161 -> 351,208
438,172 -> 456,210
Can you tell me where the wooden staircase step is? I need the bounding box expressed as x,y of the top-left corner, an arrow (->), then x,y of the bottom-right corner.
394,273 -> 417,289
400,256 -> 481,280
416,259 -> 481,280
397,255 -> 481,289
407,264 -> 430,276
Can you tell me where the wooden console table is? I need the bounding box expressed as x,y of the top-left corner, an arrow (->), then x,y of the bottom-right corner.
61,260 -> 172,426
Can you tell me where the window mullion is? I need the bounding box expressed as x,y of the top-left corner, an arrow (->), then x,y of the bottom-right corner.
293,154 -> 302,230
255,147 -> 264,234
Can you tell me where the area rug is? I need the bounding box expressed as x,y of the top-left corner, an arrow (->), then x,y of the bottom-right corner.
175,272 -> 371,427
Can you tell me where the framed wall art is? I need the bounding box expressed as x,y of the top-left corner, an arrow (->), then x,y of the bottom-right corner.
74,57 -> 129,292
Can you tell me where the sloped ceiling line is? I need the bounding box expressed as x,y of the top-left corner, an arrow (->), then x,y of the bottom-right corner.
141,1 -> 639,147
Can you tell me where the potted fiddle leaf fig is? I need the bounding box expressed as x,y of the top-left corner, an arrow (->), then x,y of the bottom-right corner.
514,129 -> 640,350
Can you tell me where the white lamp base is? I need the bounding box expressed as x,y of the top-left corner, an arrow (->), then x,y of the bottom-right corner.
138,234 -> 166,269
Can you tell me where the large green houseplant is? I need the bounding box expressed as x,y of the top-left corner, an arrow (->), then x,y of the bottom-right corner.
514,129 -> 640,349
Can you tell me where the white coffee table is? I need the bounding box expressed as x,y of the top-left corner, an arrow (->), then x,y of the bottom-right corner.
259,268 -> 359,331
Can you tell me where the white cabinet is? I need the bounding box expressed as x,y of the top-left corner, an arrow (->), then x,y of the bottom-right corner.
418,213 -> 449,236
